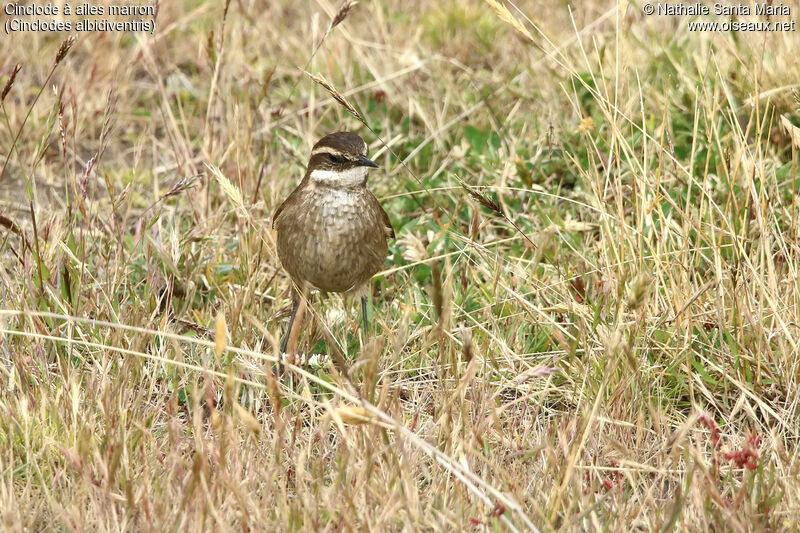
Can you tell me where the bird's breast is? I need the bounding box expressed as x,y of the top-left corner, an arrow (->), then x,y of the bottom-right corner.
275,187 -> 389,293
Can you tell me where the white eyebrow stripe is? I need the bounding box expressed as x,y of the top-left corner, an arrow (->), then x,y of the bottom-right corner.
311,142 -> 368,158
311,146 -> 346,157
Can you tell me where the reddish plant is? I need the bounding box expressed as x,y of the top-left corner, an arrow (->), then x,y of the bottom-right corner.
698,413 -> 721,449
724,434 -> 762,470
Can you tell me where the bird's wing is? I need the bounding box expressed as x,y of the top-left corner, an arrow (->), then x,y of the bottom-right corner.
272,178 -> 307,229
377,198 -> 395,239
271,198 -> 288,229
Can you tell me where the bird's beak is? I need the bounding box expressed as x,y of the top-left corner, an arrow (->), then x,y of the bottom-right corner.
358,155 -> 379,168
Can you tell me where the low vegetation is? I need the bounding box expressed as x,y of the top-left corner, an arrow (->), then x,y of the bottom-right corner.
1,0 -> 799,530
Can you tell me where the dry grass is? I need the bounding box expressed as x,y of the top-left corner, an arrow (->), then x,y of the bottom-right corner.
1,0 -> 799,530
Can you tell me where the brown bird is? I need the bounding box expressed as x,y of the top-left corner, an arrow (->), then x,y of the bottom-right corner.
272,132 -> 394,353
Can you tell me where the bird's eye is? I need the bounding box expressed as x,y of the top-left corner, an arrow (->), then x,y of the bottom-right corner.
328,154 -> 346,164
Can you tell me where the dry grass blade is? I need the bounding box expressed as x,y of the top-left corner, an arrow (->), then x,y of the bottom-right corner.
161,174 -> 200,200
431,261 -> 443,322
456,176 -> 537,249
0,214 -> 27,248
780,115 -> 800,150
303,71 -> 364,122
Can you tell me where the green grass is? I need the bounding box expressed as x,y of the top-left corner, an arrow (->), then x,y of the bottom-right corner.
1,0 -> 799,530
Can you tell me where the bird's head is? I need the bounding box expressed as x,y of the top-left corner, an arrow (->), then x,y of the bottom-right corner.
306,132 -> 378,188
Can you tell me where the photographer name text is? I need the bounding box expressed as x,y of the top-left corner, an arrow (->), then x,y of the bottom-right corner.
648,2 -> 789,16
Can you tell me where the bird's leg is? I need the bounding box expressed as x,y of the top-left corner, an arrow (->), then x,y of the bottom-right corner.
280,296 -> 300,354
361,295 -> 369,339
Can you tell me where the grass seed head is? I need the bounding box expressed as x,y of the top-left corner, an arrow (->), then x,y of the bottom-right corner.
330,0 -> 358,30
333,406 -> 371,425
304,71 -> 364,123
460,325 -> 473,362
484,0 -> 534,41
1,64 -> 21,103
459,180 -> 502,214
215,312 -> 227,359
626,273 -> 652,312
55,35 -> 77,64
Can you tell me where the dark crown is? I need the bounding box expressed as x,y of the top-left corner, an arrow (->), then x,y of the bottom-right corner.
313,132 -> 367,156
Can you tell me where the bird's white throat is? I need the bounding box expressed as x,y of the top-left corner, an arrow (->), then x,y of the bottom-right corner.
309,166 -> 369,188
